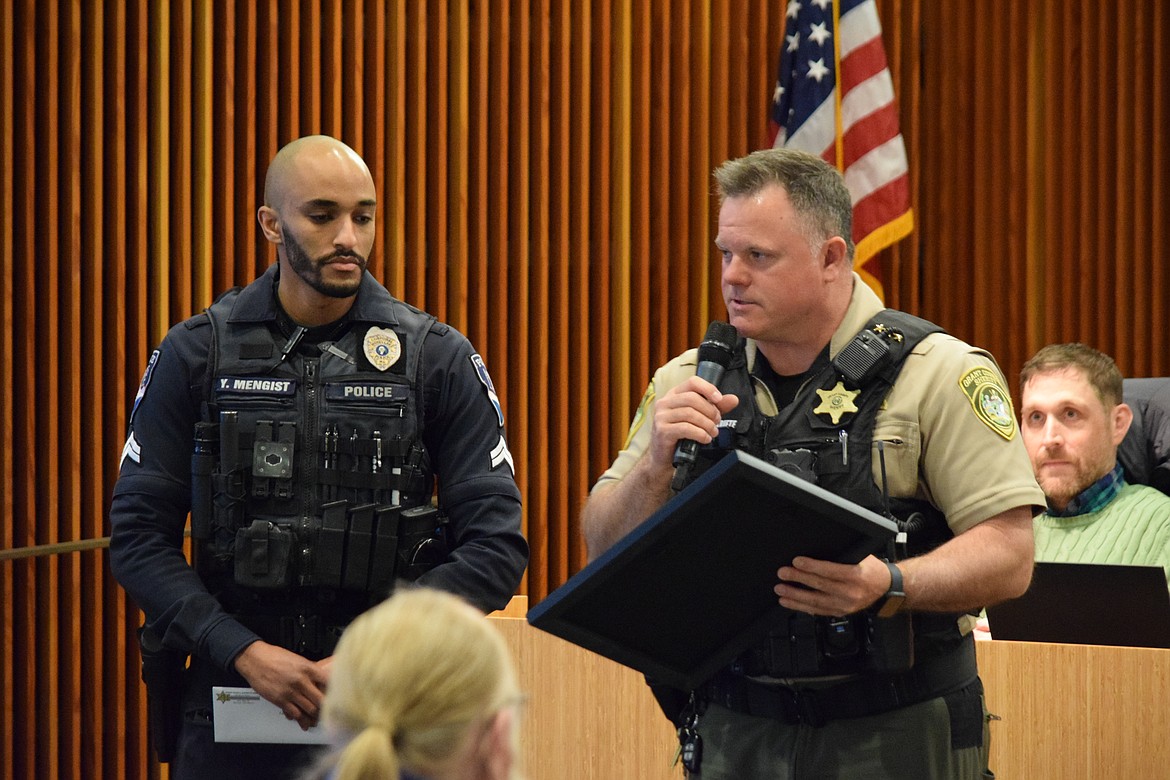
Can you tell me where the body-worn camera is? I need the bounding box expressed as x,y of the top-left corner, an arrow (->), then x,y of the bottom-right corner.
766,448 -> 818,485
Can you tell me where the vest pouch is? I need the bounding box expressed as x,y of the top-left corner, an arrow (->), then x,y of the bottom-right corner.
190,422 -> 219,539
314,501 -> 348,589
234,519 -> 295,589
368,505 -> 401,595
341,503 -> 376,591
816,612 -> 915,675
753,612 -> 825,676
745,612 -> 874,677
864,610 -> 914,673
397,506 -> 450,581
216,410 -> 248,525
212,472 -> 246,534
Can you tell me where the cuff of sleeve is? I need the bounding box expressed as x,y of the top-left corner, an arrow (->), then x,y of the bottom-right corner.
201,616 -> 262,671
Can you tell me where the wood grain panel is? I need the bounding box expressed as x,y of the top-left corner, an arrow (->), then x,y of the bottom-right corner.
978,640 -> 1170,778
587,0 -> 615,485
37,1 -> 62,773
424,0 -> 449,323
80,4 -> 107,773
545,0 -> 572,588
0,0 -> 15,773
566,0 -> 593,574
490,611 -> 683,780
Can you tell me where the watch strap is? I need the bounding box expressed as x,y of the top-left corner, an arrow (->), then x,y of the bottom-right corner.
876,559 -> 906,618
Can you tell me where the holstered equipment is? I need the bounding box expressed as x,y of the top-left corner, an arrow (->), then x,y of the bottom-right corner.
137,625 -> 185,763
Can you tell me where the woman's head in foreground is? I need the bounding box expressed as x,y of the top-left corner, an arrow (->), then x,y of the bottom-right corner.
319,587 -> 523,780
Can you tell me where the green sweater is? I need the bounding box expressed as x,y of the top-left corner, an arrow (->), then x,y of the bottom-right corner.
1034,483 -> 1170,587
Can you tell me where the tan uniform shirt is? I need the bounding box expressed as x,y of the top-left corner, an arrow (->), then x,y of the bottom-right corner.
595,275 -> 1045,534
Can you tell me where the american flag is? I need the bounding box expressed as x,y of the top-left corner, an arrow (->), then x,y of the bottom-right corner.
770,0 -> 912,299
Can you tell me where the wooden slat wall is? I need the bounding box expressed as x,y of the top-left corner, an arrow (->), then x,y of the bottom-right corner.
906,0 -> 1170,383
1,1 -> 1169,777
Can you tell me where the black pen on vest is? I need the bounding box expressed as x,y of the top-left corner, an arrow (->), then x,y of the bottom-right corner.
279,325 -> 307,363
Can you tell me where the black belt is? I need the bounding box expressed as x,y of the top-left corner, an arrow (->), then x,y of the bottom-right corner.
704,638 -> 978,728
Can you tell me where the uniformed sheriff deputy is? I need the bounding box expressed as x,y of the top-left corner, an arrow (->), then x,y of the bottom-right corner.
582,148 -> 1045,779
109,135 -> 528,780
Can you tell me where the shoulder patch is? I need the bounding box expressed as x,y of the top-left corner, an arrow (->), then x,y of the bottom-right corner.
623,380 -> 656,450
130,350 -> 161,426
958,367 -> 1016,441
470,354 -> 505,427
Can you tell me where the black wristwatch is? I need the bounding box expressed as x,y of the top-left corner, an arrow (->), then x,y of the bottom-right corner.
876,559 -> 906,618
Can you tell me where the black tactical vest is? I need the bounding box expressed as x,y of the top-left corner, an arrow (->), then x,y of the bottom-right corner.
189,285 -> 449,653
685,311 -> 968,677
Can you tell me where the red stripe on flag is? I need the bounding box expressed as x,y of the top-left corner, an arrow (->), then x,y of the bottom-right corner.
852,174 -> 911,240
841,104 -> 902,168
838,37 -> 888,91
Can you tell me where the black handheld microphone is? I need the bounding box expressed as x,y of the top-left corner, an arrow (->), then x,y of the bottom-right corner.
672,321 -> 738,469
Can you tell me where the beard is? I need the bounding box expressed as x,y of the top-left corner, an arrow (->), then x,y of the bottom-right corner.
282,228 -> 368,299
1035,461 -> 1098,511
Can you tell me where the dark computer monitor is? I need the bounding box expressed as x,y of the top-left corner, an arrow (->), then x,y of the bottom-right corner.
528,450 -> 899,690
986,561 -> 1170,648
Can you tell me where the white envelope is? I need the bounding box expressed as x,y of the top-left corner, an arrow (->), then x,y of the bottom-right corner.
211,686 -> 330,744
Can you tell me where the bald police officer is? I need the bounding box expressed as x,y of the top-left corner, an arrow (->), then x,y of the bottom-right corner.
110,136 -> 527,779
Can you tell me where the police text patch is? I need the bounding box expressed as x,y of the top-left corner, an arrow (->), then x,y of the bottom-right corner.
325,382 -> 407,402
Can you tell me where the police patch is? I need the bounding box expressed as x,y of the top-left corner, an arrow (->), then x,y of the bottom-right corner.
470,354 -> 505,427
130,350 -> 160,426
959,367 -> 1017,441
623,381 -> 656,450
364,326 -> 402,371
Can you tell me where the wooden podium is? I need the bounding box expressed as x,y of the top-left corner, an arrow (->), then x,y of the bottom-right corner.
490,598 -> 683,779
493,599 -> 1170,778
976,639 -> 1170,778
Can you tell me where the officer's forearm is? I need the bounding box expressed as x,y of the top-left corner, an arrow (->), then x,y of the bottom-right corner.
582,455 -> 675,560
898,506 -> 1035,613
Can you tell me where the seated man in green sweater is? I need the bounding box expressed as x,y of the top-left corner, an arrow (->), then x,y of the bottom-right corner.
1020,343 -> 1170,584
